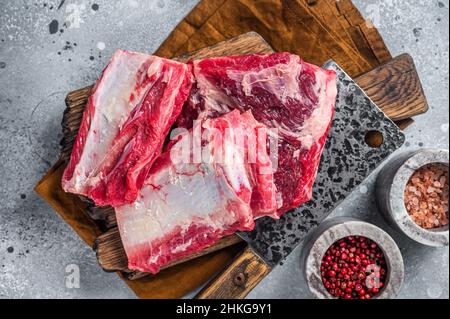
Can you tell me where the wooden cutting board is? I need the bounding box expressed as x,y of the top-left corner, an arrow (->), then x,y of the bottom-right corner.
156,0 -> 392,76
154,0 -> 427,126
35,32 -> 428,298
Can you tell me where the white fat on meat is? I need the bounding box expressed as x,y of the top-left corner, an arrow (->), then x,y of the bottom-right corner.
296,68 -> 337,149
117,161 -> 250,244
70,51 -> 155,192
226,54 -> 303,103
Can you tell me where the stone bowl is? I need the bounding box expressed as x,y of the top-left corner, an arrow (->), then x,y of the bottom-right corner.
376,149 -> 449,247
301,217 -> 404,299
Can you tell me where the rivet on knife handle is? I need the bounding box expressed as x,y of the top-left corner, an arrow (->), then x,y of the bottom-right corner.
195,246 -> 271,299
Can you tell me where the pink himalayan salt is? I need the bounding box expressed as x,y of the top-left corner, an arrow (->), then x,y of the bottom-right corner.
404,163 -> 449,229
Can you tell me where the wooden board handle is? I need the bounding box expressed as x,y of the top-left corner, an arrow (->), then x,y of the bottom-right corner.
195,246 -> 271,299
355,53 -> 428,122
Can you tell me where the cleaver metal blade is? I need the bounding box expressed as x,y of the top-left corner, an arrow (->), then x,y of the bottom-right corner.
195,61 -> 405,299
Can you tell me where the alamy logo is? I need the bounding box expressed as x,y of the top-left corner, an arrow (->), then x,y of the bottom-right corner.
169,120 -> 279,174
365,4 -> 381,29
65,3 -> 86,29
65,264 -> 80,289
365,264 -> 382,289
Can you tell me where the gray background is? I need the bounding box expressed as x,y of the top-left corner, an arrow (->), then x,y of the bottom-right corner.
0,0 -> 448,299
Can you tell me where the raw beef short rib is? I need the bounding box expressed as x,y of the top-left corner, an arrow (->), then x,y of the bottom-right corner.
178,53 -> 337,217
63,50 -> 336,275
62,50 -> 194,207
116,110 -> 276,274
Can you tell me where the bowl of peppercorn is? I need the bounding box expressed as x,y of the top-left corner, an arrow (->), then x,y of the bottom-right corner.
376,149 -> 449,247
301,217 -> 404,299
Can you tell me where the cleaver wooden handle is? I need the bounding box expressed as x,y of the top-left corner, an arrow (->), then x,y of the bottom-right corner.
195,246 -> 271,299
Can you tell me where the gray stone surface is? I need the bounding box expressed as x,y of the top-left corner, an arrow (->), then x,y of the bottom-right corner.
0,0 -> 448,299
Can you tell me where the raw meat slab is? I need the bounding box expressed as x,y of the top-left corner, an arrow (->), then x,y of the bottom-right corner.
178,52 -> 337,217
116,110 -> 275,274
62,50 -> 194,207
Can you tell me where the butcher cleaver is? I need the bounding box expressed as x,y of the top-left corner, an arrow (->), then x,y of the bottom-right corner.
195,61 -> 405,299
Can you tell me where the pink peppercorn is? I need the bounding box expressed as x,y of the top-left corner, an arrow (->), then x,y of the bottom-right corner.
321,236 -> 388,299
